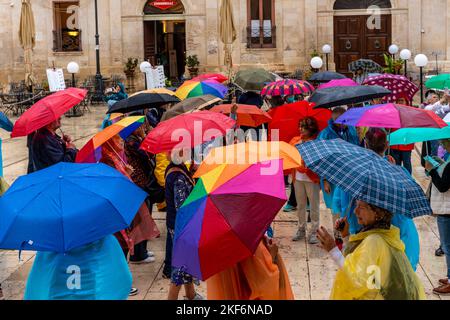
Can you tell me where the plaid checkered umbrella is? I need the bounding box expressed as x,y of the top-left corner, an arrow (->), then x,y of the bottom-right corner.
261,80 -> 315,97
297,139 -> 432,218
349,59 -> 383,73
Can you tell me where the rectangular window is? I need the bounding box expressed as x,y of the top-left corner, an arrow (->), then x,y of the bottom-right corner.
53,1 -> 82,52
247,0 -> 276,48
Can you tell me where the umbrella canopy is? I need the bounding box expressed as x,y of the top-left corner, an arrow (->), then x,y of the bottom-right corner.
0,162 -> 147,253
348,59 -> 383,73
389,123 -> 450,146
219,0 -> 237,69
234,69 -> 276,91
76,116 -> 145,163
261,79 -> 315,97
140,111 -> 236,154
161,95 -> 222,121
309,71 -> 347,83
425,74 -> 450,90
107,93 -> 179,114
172,160 -> 286,280
19,0 -> 36,87
129,88 -> 176,98
268,101 -> 332,142
175,80 -> 228,100
310,85 -> 391,109
0,112 -> 13,132
193,73 -> 228,83
194,141 -> 303,178
11,88 -> 87,138
318,79 -> 359,90
335,103 -> 448,129
209,104 -> 272,127
363,74 -> 419,103
297,139 -> 432,218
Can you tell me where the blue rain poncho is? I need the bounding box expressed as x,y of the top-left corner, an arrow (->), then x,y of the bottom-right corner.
24,235 -> 132,300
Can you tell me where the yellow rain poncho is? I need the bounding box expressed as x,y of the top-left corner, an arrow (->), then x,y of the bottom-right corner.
331,226 -> 426,300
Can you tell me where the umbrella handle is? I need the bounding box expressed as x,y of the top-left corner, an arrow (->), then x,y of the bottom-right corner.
106,141 -> 128,167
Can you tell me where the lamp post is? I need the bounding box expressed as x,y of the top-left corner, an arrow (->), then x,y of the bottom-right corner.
67,62 -> 82,117
399,49 -> 411,78
414,54 -> 429,104
91,0 -> 104,103
140,61 -> 151,90
322,44 -> 332,71
310,57 -> 323,73
388,44 -> 399,74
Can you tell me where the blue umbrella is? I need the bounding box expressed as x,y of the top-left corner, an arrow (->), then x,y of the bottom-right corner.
0,112 -> 13,132
297,139 -> 432,218
0,162 -> 147,253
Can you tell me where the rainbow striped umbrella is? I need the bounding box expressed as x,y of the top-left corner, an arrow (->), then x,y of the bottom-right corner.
175,80 -> 228,100
76,116 -> 145,163
261,79 -> 315,97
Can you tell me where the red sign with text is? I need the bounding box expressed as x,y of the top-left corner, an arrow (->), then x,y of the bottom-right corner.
149,1 -> 177,10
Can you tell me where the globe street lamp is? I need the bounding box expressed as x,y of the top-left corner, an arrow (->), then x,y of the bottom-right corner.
67,62 -> 80,87
67,61 -> 82,117
389,44 -> 399,58
311,57 -> 323,73
400,49 -> 411,77
322,44 -> 332,71
140,61 -> 151,90
414,54 -> 429,104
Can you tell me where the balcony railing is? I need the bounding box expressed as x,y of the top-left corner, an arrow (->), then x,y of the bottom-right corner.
53,29 -> 82,52
247,26 -> 276,49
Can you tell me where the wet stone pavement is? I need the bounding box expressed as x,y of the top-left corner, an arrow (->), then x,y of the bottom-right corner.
0,105 -> 448,300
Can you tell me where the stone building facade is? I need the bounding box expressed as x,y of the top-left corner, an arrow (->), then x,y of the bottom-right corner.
1,0 -> 450,90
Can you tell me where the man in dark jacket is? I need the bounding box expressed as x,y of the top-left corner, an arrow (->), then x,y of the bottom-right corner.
29,117 -> 78,173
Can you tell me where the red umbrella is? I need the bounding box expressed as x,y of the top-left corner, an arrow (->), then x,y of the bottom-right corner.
11,88 -> 87,138
268,101 -> 332,142
192,73 -> 228,83
209,104 -> 272,127
140,111 -> 236,154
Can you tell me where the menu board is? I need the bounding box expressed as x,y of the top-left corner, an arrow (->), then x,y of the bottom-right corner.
46,68 -> 66,92
145,64 -> 166,89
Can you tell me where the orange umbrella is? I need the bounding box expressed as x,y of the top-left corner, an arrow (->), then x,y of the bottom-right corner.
194,141 -> 302,178
209,104 -> 272,127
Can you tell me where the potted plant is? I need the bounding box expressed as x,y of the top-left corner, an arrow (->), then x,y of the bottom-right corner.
124,58 -> 138,77
383,54 -> 403,75
186,55 -> 200,78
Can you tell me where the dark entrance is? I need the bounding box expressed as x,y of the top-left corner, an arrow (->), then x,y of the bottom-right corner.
143,20 -> 186,81
334,14 -> 391,76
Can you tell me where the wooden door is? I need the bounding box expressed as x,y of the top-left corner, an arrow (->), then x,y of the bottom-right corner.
143,21 -> 157,65
334,15 -> 391,76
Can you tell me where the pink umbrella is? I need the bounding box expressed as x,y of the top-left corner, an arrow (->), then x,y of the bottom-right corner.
362,74 -> 419,104
318,79 -> 359,90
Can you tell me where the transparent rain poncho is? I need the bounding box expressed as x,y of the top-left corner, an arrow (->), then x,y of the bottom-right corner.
330,226 -> 426,300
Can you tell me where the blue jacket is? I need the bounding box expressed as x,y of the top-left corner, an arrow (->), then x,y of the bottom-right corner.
318,119 -> 359,145
105,82 -> 128,102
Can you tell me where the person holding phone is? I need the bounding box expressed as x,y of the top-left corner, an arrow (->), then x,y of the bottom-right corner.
425,138 -> 450,296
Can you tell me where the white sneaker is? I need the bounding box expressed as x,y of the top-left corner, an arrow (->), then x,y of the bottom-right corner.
184,293 -> 204,300
147,251 -> 155,257
130,256 -> 156,264
292,228 -> 306,242
308,233 -> 320,245
129,287 -> 139,296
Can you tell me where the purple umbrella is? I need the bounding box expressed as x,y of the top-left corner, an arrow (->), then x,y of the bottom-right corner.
318,79 -> 359,90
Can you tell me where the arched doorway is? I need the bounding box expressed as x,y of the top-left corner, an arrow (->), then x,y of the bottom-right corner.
143,1 -> 186,81
333,0 -> 392,76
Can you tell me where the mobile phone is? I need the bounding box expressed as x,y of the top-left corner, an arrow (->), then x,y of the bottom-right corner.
424,155 -> 441,169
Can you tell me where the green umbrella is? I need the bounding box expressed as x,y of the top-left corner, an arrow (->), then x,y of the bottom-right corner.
234,68 -> 276,92
425,74 -> 450,90
389,123 -> 450,146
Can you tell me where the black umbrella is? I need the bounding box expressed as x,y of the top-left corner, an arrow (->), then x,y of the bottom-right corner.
310,85 -> 391,109
309,71 -> 347,83
107,93 -> 180,114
